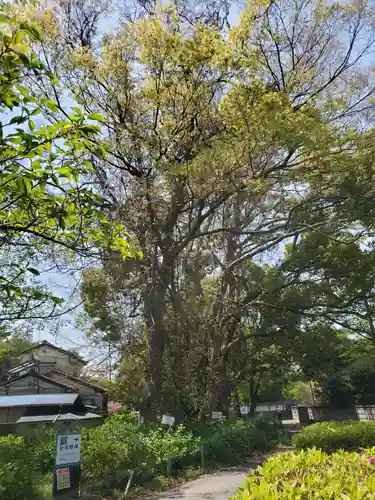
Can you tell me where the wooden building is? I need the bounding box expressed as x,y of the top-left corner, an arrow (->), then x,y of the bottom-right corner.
0,341 -> 108,412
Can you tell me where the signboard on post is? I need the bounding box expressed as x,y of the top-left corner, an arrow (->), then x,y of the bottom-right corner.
53,432 -> 82,499
161,414 -> 175,426
240,405 -> 249,415
56,433 -> 81,465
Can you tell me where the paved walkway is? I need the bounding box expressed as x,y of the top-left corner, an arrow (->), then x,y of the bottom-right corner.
152,455 -> 268,500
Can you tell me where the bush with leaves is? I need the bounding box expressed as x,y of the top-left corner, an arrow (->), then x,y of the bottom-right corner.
80,413 -> 199,488
0,414 -> 282,497
24,429 -> 55,474
0,435 -> 42,499
80,414 -> 280,490
232,447 -> 375,499
292,420 -> 375,452
81,413 -> 150,488
202,418 -> 282,465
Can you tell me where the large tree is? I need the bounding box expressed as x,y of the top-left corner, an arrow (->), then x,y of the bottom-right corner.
19,0 -> 375,418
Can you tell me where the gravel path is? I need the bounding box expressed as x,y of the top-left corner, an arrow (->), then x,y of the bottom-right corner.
152,455 -> 268,500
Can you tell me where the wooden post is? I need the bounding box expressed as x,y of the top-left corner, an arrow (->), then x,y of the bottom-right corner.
122,470 -> 134,498
200,445 -> 205,472
167,456 -> 172,477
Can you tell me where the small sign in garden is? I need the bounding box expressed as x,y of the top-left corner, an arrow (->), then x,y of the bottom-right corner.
240,406 -> 249,415
53,432 -> 82,499
162,414 -> 175,426
212,411 -> 223,420
55,432 -> 81,465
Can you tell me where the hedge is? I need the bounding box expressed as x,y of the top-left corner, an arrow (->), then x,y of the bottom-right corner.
232,447 -> 375,499
292,420 -> 375,452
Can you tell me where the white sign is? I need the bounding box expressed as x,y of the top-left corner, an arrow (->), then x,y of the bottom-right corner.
161,414 -> 175,426
240,405 -> 249,415
212,411 -> 223,420
56,467 -> 70,490
56,432 -> 81,465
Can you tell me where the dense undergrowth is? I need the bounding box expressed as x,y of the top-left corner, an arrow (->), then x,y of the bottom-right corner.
0,413 -> 282,499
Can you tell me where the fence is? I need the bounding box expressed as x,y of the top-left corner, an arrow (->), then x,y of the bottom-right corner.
291,405 -> 375,423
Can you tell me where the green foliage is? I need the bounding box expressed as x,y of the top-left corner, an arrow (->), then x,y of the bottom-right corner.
24,429 -> 55,474
0,435 -> 41,499
81,414 -> 151,487
286,380 -> 316,406
202,418 -> 282,464
325,340 -> 375,407
81,415 -> 281,491
232,447 -> 375,499
80,414 -> 201,487
0,334 -> 34,376
0,8 -> 137,321
0,414 -> 281,497
292,421 -> 375,452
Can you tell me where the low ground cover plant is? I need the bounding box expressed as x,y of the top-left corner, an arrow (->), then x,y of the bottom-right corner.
232,447 -> 375,499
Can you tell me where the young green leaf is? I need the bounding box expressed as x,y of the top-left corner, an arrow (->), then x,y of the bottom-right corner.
88,113 -> 106,123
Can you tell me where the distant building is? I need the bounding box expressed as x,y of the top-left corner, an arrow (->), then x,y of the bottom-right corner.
0,341 -> 108,412
250,400 -> 297,420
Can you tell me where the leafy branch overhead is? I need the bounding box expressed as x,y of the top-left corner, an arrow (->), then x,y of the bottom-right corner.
0,9 -> 139,321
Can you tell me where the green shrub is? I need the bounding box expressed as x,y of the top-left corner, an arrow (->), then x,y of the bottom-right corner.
142,423 -> 200,463
81,413 -> 150,487
25,429 -> 55,473
0,435 -> 42,500
81,413 -> 201,489
202,418 -> 281,464
254,417 -> 283,442
0,414 -> 281,497
232,447 -> 375,499
292,420 -> 375,452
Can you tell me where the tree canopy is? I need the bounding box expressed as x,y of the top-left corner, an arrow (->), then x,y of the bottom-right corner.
5,0 -> 375,418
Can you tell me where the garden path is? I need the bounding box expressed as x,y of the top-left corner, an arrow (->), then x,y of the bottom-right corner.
152,454 -> 268,500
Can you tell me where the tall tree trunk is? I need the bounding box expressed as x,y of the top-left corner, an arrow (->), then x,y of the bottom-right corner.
229,382 -> 241,421
142,267 -> 169,421
249,374 -> 257,416
199,331 -> 221,420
